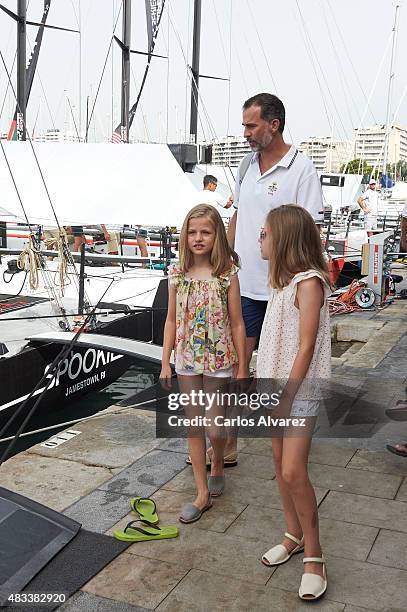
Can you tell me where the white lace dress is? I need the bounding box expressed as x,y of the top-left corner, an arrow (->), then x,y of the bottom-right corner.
256,269 -> 331,417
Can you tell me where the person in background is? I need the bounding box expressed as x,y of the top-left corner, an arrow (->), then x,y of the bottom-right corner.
357,178 -> 379,237
195,175 -> 233,211
67,226 -> 86,252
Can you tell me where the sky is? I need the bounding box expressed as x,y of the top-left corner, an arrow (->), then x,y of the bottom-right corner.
0,0 -> 406,146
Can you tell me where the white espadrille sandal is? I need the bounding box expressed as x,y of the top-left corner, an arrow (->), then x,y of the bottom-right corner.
261,532 -> 304,567
299,557 -> 327,600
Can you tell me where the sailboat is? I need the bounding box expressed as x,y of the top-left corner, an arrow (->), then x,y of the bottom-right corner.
0,0 -> 197,435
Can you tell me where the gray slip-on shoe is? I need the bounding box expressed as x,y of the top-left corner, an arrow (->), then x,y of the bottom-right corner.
179,497 -> 212,524
208,475 -> 225,497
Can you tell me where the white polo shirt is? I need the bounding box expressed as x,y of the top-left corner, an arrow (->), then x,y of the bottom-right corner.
234,145 -> 323,300
360,188 -> 379,216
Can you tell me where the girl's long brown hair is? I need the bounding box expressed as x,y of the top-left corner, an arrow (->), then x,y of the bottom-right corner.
179,204 -> 239,277
264,204 -> 331,290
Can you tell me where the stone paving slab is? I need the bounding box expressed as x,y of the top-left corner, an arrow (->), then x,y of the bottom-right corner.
99,450 -> 188,497
60,591 -> 149,612
64,490 -> 133,534
308,442 -> 356,467
156,568 -> 345,612
367,528 -> 407,571
268,553 -> 407,611
225,504 -> 378,562
396,477 -> 407,501
231,451 -> 275,480
318,491 -> 407,533
240,439 -> 356,468
82,552 -> 188,609
157,438 -> 189,454
27,411 -> 160,470
307,462 -> 402,499
347,449 -> 407,476
0,452 -> 111,512
162,467 -> 328,510
119,525 -> 273,586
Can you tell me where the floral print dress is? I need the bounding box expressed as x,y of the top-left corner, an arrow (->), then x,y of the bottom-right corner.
169,263 -> 238,373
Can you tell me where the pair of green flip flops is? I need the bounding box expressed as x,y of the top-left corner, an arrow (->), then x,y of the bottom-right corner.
113,496 -> 179,542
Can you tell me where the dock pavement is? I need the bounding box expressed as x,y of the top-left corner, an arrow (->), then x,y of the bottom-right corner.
1,266 -> 407,611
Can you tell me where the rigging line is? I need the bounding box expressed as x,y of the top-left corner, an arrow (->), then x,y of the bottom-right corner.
26,37 -> 57,132
293,7 -> 332,130
167,8 -> 211,142
295,0 -> 349,142
0,50 -> 17,125
319,0 -> 359,131
67,95 -> 80,140
245,0 -> 278,91
232,38 -> 249,98
0,140 -> 32,229
245,0 -> 295,143
166,0 -> 170,143
87,2 -> 122,139
0,277 -> 116,466
0,58 -> 86,306
211,0 -> 232,136
227,0 -> 232,138
184,0 -> 192,142
342,34 -> 393,173
326,0 -> 377,125
168,2 -> 225,143
129,65 -> 150,142
0,49 -> 63,231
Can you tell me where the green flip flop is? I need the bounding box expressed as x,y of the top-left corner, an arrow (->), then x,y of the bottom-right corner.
130,497 -> 159,524
113,520 -> 179,542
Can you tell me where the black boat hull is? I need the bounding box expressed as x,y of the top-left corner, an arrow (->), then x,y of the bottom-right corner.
0,280 -> 168,436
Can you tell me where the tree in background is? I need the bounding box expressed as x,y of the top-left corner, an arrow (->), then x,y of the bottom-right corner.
340,159 -> 373,175
387,160 -> 407,181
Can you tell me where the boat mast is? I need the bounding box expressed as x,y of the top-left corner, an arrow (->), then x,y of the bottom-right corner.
17,0 -> 27,141
121,0 -> 131,143
382,3 -> 400,180
189,0 -> 202,144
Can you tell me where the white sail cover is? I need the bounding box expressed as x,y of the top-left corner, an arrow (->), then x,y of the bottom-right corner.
0,142 -> 198,228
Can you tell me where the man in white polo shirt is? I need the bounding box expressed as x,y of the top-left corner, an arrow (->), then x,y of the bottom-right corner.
229,93 -> 323,355
357,178 -> 379,237
220,92 -> 323,464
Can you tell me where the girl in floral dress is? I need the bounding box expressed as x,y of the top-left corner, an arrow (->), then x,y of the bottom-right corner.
160,204 -> 247,523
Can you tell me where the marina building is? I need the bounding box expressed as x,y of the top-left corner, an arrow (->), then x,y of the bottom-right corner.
354,124 -> 407,168
209,136 -> 251,167
298,137 -> 354,173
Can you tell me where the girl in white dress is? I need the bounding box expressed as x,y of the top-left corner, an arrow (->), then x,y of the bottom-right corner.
257,204 -> 332,601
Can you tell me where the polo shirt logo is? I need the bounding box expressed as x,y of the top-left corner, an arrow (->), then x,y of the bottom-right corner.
267,182 -> 278,195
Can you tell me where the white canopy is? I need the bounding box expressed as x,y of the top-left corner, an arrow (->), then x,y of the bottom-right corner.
0,142 -> 199,229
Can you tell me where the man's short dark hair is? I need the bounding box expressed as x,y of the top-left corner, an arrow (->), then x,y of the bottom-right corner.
243,93 -> 285,133
203,174 -> 218,188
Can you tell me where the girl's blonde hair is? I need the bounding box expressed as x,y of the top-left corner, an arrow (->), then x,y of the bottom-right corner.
179,204 -> 239,277
264,204 -> 331,290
